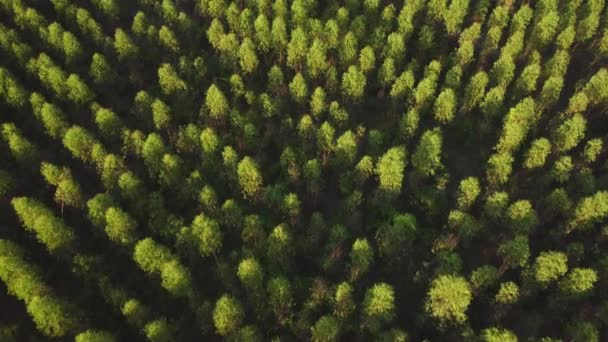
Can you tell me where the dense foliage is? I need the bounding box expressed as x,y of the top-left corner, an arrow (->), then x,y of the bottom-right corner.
0,0 -> 607,340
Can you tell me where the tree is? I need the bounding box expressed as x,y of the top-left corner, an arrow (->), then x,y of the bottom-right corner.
567,191 -> 608,232
89,53 -> 116,85
349,238 -> 374,281
341,65 -> 366,101
425,275 -> 472,326
551,156 -> 573,183
532,251 -> 568,286
559,268 -> 597,297
567,321 -> 599,342
486,153 -> 513,186
133,238 -> 173,273
237,156 -> 263,200
63,126 -> 98,163
26,296 -> 77,338
65,74 -> 94,105
412,128 -> 443,176
11,197 -> 75,252
376,213 -> 416,260
470,265 -> 498,291
160,259 -> 192,297
362,283 -> 395,331
496,98 -> 536,154
553,114 -> 586,153
237,258 -> 263,291
457,177 -> 480,210
191,214 -> 222,257
113,28 -> 138,60
306,39 -> 327,79
505,200 -> 538,234
375,146 -> 407,194
311,315 -> 340,342
433,89 -> 456,124
495,282 -> 519,305
523,138 -> 551,169
286,26 -> 307,69
105,207 -> 137,246
95,107 -> 123,139
239,38 -> 259,74
267,224 -> 292,271
267,276 -> 293,325
205,84 -> 229,121
144,319 -> 172,342
498,235 -> 530,270
1,123 -> 39,165
583,138 -> 602,163
159,25 -> 179,53
333,282 -> 355,320
480,327 -> 517,342
75,330 -> 116,342
289,73 -> 308,104
158,63 -> 186,95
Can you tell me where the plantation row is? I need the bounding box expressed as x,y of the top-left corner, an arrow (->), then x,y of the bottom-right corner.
0,0 -> 607,340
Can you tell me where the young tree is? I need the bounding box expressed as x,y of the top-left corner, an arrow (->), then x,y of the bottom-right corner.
553,114 -> 587,153
89,53 -> 116,85
237,258 -> 264,291
361,283 -> 395,332
486,153 -> 513,186
457,177 -> 480,210
341,66 -> 366,101
461,71 -> 489,112
425,275 -> 472,326
523,138 -> 551,169
11,197 -> 75,252
497,235 -> 530,271
376,213 -> 416,260
480,328 -> 517,342
375,145 -> 407,194
289,73 -> 308,104
433,89 -> 456,124
532,251 -> 568,286
191,214 -> 222,257
349,238 -> 374,281
113,28 -> 138,60
412,128 -> 443,176
75,330 -> 116,342
105,207 -> 137,246
1,123 -> 39,166
267,276 -> 293,325
311,315 -> 340,342
205,84 -> 228,121
158,63 -> 187,95
237,157 -> 264,200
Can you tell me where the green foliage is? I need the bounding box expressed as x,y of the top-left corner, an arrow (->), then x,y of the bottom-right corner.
26,296 -> 77,337
0,1 -> 607,339
12,197 -> 74,252
105,207 -> 137,246
311,315 -> 340,342
425,275 -> 472,326
362,283 -> 395,331
375,146 -> 407,193
412,128 -> 442,176
237,156 -> 263,200
75,330 -> 116,342
480,327 -> 517,342
457,177 -> 480,210
524,138 -> 551,169
495,282 -> 519,305
533,251 -> 568,286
